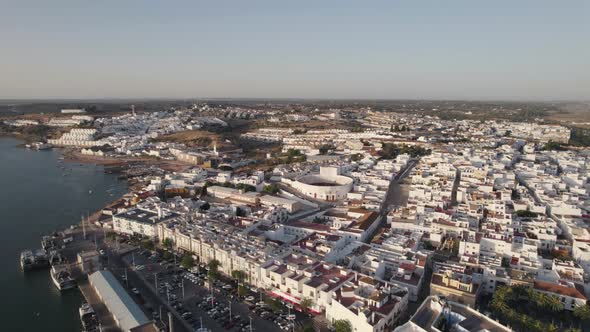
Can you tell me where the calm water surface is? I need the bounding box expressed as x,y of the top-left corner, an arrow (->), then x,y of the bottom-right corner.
0,137 -> 127,331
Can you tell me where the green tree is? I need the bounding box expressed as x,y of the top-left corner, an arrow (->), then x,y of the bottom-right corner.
181,254 -> 195,270
286,149 -> 302,157
544,295 -> 564,313
162,237 -> 174,250
141,239 -> 155,251
207,269 -> 219,282
300,325 -> 315,332
490,286 -> 510,314
547,323 -> 559,332
207,259 -> 221,281
350,153 -> 363,162
300,297 -> 313,314
237,284 -> 247,297
574,303 -> 590,321
162,251 -> 173,261
263,184 -> 280,194
231,270 -> 247,283
333,320 -> 352,332
515,210 -> 537,218
199,202 -> 211,211
236,183 -> 256,192
105,232 -> 116,241
208,259 -> 221,271
544,141 -> 564,151
265,297 -> 281,311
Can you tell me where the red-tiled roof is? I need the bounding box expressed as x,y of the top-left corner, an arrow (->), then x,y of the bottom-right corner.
534,280 -> 587,300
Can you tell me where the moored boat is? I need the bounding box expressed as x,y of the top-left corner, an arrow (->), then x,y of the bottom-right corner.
41,235 -> 56,252
20,250 -> 34,271
20,249 -> 50,271
79,302 -> 99,331
50,265 -> 77,291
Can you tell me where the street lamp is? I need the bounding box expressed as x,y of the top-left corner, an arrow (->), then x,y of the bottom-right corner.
228,299 -> 232,323
287,304 -> 294,332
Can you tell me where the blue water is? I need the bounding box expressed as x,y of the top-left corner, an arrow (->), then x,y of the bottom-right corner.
0,137 -> 127,331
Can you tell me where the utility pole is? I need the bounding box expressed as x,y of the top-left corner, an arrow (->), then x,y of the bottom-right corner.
168,311 -> 174,332
159,305 -> 163,324
125,269 -> 128,287
82,215 -> 87,239
287,304 -> 294,332
228,299 -> 232,322
154,272 -> 158,290
181,278 -> 185,299
249,316 -> 253,332
210,284 -> 214,306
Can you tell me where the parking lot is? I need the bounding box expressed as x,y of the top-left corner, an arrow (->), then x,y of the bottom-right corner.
118,247 -> 310,332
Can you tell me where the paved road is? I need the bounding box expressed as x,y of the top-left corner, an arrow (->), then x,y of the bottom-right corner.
379,159 -> 418,216
364,159 -> 418,243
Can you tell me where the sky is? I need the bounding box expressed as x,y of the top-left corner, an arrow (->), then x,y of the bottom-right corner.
0,1 -> 588,100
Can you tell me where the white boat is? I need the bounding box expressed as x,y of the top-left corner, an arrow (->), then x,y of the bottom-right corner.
50,266 -> 77,291
20,250 -> 34,271
79,302 -> 98,331
20,249 -> 50,271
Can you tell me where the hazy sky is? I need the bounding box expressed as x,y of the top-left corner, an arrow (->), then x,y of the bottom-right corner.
1,1 -> 588,100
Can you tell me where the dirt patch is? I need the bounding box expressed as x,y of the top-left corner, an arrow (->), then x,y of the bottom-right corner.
62,148 -> 193,172
154,130 -> 225,148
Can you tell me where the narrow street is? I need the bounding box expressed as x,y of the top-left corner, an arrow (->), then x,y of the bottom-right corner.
365,159 -> 418,243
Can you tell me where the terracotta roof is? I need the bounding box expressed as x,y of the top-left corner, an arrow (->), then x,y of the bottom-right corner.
534,280 -> 587,300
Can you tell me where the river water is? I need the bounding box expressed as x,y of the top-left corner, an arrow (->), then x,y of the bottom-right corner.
0,137 -> 127,331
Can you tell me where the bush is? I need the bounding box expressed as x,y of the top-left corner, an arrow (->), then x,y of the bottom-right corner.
141,240 -> 155,251
515,210 -> 537,218
181,254 -> 195,269
263,184 -> 280,194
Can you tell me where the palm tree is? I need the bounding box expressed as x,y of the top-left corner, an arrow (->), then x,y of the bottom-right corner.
231,270 -> 246,283
545,295 -> 564,313
162,237 -> 174,250
490,289 -> 510,314
573,303 -> 590,321
564,328 -> 582,332
547,323 -> 559,332
333,320 -> 352,332
531,319 -> 543,332
207,259 -> 221,281
208,259 -> 221,271
300,297 -> 313,314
